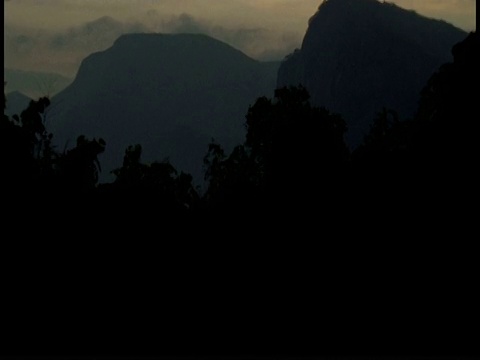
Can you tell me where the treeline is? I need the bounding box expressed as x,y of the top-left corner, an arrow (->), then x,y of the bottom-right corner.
2,32 -> 477,221
1,33 -> 477,360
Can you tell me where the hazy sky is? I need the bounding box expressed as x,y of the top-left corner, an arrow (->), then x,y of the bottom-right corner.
4,0 -> 476,30
4,0 -> 476,77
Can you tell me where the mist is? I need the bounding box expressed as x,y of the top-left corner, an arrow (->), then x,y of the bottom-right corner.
4,10 -> 301,78
4,0 -> 476,77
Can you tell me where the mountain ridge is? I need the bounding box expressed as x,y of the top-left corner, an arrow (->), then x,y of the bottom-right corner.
4,91 -> 32,118
278,0 -> 467,147
47,33 -> 280,186
4,68 -> 72,99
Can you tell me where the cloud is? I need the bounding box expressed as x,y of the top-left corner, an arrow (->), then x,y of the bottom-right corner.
160,13 -> 300,61
4,12 -> 301,77
4,0 -> 475,76
4,0 -> 319,32
4,18 -> 149,77
5,1 -> 474,38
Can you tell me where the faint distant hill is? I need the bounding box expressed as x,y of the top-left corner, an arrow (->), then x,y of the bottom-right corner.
47,33 -> 279,186
277,0 -> 467,147
4,68 -> 72,99
5,91 -> 32,118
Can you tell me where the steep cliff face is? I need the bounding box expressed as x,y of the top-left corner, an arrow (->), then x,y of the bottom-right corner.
47,33 -> 279,184
278,0 -> 466,147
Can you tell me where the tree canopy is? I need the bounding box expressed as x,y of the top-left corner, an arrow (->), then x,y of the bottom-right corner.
3,32 -> 477,221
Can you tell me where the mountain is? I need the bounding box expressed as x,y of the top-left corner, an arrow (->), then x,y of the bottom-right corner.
46,33 -> 279,186
4,91 -> 32,118
4,68 -> 72,99
4,16 -> 145,79
277,0 -> 467,147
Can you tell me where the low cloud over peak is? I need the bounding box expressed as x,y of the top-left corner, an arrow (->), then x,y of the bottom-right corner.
4,0 -> 475,76
5,11 -> 301,77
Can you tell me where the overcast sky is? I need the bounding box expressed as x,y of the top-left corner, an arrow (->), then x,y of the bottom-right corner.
4,0 -> 476,30
4,0 -> 476,77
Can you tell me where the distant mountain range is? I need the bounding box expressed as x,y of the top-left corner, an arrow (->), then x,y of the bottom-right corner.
4,91 -> 32,118
277,0 -> 467,147
4,13 -> 297,79
27,0 -> 469,187
46,33 -> 279,186
4,68 -> 72,99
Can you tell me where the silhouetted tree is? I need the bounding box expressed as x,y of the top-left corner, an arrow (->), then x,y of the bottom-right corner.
351,107 -> 410,179
350,31 -> 478,214
2,90 -> 111,208
203,85 -> 350,212
102,144 -> 200,213
111,144 -> 145,188
2,93 -> 55,197
203,140 -> 259,211
414,31 -> 478,171
56,135 -> 106,194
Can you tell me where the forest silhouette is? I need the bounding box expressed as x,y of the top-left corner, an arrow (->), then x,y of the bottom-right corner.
3,31 -> 477,223
2,31 -> 478,360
